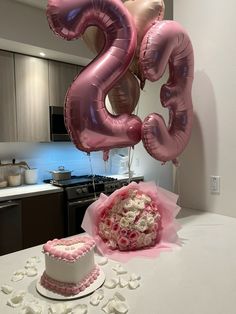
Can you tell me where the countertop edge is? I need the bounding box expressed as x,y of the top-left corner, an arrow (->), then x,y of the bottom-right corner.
0,184 -> 63,201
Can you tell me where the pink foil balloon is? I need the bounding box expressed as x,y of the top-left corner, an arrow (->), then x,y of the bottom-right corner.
82,26 -> 140,115
47,0 -> 142,153
140,20 -> 194,163
108,70 -> 140,115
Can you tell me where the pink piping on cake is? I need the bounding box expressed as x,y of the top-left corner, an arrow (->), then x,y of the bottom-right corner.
40,265 -> 100,296
42,236 -> 95,262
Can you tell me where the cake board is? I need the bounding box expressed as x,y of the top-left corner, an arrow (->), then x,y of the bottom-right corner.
36,268 -> 105,301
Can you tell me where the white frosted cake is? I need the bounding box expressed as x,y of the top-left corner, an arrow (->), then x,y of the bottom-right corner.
40,236 -> 100,296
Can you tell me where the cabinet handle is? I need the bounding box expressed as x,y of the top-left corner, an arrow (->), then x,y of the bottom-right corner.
0,201 -> 19,210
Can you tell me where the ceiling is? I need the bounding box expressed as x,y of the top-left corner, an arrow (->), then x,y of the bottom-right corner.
14,0 -> 47,10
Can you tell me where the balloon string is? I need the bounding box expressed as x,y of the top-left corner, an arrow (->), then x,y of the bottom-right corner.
87,153 -> 97,200
128,147 -> 132,183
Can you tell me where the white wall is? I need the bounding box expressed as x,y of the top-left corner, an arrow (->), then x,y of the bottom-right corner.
0,0 -> 174,190
174,0 -> 236,217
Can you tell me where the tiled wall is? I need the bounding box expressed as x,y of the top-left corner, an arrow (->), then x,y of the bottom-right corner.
0,142 -> 114,183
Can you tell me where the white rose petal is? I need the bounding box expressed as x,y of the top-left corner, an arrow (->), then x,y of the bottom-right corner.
119,277 -> 128,288
19,301 -> 43,314
97,256 -> 108,266
128,280 -> 140,290
112,264 -> 127,275
130,273 -> 141,281
11,269 -> 26,282
72,304 -> 88,314
104,278 -> 119,289
1,284 -> 14,295
7,290 -> 26,308
26,267 -> 38,277
48,303 -> 68,314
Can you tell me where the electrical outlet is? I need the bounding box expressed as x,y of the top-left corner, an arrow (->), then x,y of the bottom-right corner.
210,176 -> 220,194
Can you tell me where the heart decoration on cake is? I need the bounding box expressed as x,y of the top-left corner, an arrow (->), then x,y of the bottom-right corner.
82,181 -> 181,262
43,237 -> 95,262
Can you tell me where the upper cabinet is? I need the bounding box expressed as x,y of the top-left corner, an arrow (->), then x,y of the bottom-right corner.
15,54 -> 50,142
0,51 -> 17,141
49,60 -> 77,107
0,50 -> 84,142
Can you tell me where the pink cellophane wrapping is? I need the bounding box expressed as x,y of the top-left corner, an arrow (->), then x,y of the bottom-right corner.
82,181 -> 181,262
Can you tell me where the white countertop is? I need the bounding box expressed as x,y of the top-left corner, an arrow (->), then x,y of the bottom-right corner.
1,208 -> 236,314
0,184 -> 63,201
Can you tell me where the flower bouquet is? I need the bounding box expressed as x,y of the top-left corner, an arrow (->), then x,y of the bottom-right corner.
82,181 -> 181,262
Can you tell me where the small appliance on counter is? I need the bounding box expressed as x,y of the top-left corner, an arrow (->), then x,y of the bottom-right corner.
24,168 -> 38,185
0,159 -> 37,187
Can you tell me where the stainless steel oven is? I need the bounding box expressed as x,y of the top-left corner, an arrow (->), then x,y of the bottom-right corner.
45,175 -> 144,236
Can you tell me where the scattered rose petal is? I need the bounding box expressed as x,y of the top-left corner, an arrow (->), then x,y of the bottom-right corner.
90,289 -> 104,306
119,277 -> 128,288
26,267 -> 38,277
130,273 -> 141,281
114,292 -> 126,302
97,256 -> 108,266
113,301 -> 129,314
11,269 -> 26,282
102,296 -> 128,314
1,284 -> 14,294
112,264 -> 127,275
19,301 -> 43,314
104,278 -> 119,289
27,256 -> 41,264
128,280 -> 140,290
25,261 -> 35,269
72,304 -> 88,314
7,290 -> 26,308
48,303 -> 68,314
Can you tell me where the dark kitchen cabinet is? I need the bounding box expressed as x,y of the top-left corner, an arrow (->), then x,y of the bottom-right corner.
0,51 -> 17,141
0,200 -> 22,255
21,192 -> 65,249
0,192 -> 65,255
49,60 -> 78,108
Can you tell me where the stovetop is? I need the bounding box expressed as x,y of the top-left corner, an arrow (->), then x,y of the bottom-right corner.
43,175 -> 117,188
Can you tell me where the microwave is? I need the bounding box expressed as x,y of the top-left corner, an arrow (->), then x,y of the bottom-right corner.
49,106 -> 70,141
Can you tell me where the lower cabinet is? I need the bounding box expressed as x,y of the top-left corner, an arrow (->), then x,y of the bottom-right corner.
0,200 -> 22,255
21,192 -> 65,249
0,192 -> 65,255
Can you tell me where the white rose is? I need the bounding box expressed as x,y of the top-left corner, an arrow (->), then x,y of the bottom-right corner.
136,218 -> 148,232
137,234 -> 145,247
133,199 -> 145,210
144,234 -> 152,246
119,217 -> 130,228
141,194 -> 151,204
146,214 -> 155,227
124,211 -> 137,222
124,199 -> 134,210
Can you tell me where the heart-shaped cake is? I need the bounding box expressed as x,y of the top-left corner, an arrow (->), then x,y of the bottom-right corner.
43,236 -> 95,262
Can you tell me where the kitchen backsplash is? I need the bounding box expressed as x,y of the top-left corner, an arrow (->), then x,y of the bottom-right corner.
0,142 -> 115,183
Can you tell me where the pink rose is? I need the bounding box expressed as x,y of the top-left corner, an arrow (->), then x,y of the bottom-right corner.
105,218 -> 113,227
117,236 -> 130,250
112,222 -> 120,232
129,230 -> 140,242
120,228 -> 128,236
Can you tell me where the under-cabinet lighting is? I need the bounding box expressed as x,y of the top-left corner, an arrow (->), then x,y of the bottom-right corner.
39,52 -> 46,57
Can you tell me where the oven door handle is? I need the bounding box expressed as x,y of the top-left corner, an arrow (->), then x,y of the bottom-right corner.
68,198 -> 97,206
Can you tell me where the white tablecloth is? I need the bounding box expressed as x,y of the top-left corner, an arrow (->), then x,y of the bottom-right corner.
1,208 -> 236,314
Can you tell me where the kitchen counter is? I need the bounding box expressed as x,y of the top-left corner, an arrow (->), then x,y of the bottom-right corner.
1,208 -> 236,314
0,184 -> 63,202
